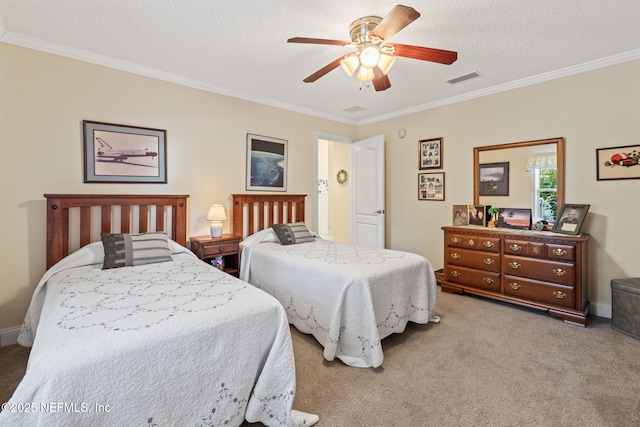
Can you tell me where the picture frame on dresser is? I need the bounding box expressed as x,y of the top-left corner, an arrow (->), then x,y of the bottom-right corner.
552,204 -> 590,235
468,205 -> 486,226
497,208 -> 532,229
452,204 -> 468,225
83,120 -> 167,183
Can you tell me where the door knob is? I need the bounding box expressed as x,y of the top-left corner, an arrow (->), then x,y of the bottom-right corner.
374,209 -> 385,214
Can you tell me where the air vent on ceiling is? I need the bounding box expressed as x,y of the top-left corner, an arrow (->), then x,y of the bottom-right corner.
447,71 -> 482,85
343,106 -> 367,113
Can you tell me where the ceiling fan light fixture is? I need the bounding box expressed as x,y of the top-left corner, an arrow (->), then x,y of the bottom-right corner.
359,45 -> 380,69
357,67 -> 375,82
340,54 -> 359,76
377,52 -> 396,75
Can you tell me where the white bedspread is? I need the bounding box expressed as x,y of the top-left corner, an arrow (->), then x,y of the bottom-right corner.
1,241 -> 318,427
240,229 -> 438,368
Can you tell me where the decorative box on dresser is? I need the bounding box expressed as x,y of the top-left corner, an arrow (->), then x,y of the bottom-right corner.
441,226 -> 590,326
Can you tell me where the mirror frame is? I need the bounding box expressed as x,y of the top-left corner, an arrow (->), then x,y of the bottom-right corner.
473,137 -> 565,216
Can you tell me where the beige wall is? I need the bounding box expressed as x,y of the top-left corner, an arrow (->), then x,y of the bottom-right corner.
1,42 -> 638,333
0,43 -> 356,331
359,59 -> 640,318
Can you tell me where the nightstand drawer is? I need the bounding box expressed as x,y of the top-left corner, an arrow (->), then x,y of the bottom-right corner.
201,242 -> 239,257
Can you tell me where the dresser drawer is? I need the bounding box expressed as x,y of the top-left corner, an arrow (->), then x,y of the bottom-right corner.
503,275 -> 575,309
445,265 -> 500,292
446,248 -> 500,272
503,255 -> 575,285
447,233 -> 500,253
504,239 -> 545,258
547,244 -> 576,261
200,242 -> 239,257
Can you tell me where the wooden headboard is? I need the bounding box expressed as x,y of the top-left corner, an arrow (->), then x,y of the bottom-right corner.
45,194 -> 189,269
231,194 -> 306,239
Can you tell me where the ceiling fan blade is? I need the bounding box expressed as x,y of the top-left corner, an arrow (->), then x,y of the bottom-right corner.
391,43 -> 458,65
303,57 -> 344,83
370,5 -> 420,41
372,67 -> 391,91
288,37 -> 349,46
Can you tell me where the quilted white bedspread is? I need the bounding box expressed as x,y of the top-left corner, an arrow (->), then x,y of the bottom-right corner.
1,241 -> 316,427
240,229 -> 438,368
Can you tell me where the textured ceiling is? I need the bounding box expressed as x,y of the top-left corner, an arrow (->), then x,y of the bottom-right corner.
1,0 -> 639,125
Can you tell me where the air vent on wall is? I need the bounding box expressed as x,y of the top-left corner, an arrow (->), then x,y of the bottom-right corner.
447,71 -> 482,85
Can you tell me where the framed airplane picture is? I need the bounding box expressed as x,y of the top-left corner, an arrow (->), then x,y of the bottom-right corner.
83,120 -> 167,183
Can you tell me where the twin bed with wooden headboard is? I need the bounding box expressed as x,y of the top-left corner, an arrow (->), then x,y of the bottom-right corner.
1,194 -> 316,427
231,193 -> 439,368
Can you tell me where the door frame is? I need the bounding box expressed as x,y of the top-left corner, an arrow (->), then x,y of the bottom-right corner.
313,131 -> 356,238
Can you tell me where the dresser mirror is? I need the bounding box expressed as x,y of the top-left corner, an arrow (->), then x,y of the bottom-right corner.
473,137 -> 564,223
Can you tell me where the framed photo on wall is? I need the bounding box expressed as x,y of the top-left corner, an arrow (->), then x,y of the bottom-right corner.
552,204 -> 590,235
419,137 -> 443,169
479,162 -> 509,196
246,133 -> 288,191
418,172 -> 445,201
596,144 -> 640,180
83,120 -> 167,183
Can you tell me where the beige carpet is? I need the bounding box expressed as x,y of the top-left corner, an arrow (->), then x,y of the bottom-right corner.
3,288 -> 640,426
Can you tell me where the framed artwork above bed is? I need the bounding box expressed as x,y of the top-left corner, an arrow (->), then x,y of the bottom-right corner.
246,133 -> 288,191
83,121 -> 167,183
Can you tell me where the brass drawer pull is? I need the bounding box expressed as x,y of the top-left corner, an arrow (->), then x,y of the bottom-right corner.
552,248 -> 567,256
483,258 -> 495,265
532,246 -> 541,255
508,262 -> 521,269
509,282 -> 521,290
553,269 -> 567,277
509,244 -> 522,251
484,278 -> 495,285
450,253 -> 461,260
483,241 -> 494,248
451,237 -> 460,244
451,270 -> 460,278
468,239 -> 475,246
553,291 -> 567,299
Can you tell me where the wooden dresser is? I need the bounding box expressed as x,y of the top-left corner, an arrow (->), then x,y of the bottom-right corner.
441,226 -> 590,326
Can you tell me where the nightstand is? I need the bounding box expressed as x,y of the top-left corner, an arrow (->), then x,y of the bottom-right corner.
189,234 -> 241,277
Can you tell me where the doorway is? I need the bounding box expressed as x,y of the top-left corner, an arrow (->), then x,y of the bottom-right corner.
314,132 -> 386,247
315,133 -> 353,243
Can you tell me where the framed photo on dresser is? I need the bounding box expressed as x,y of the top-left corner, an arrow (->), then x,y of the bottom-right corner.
552,204 -> 590,235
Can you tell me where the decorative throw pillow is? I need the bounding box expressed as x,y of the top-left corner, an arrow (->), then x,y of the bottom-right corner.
101,232 -> 172,269
271,222 -> 315,245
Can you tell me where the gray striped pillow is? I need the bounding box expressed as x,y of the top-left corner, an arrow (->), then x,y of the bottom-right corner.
271,222 -> 315,245
101,232 -> 172,269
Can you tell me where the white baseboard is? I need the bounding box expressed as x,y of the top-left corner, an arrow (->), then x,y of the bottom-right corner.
0,327 -> 21,347
590,302 -> 612,319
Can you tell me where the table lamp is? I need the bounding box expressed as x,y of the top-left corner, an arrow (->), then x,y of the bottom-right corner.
207,204 -> 226,238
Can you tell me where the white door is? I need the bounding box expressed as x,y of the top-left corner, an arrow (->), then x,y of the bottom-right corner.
350,134 -> 385,248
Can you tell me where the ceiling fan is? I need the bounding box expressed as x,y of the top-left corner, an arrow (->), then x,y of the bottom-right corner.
288,4 -> 458,91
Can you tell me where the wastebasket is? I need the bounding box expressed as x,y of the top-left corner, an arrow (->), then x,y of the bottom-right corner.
610,278 -> 640,339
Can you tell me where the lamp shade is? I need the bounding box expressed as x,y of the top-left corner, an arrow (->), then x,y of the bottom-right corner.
207,204 -> 226,238
340,54 -> 359,76
207,204 -> 227,221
